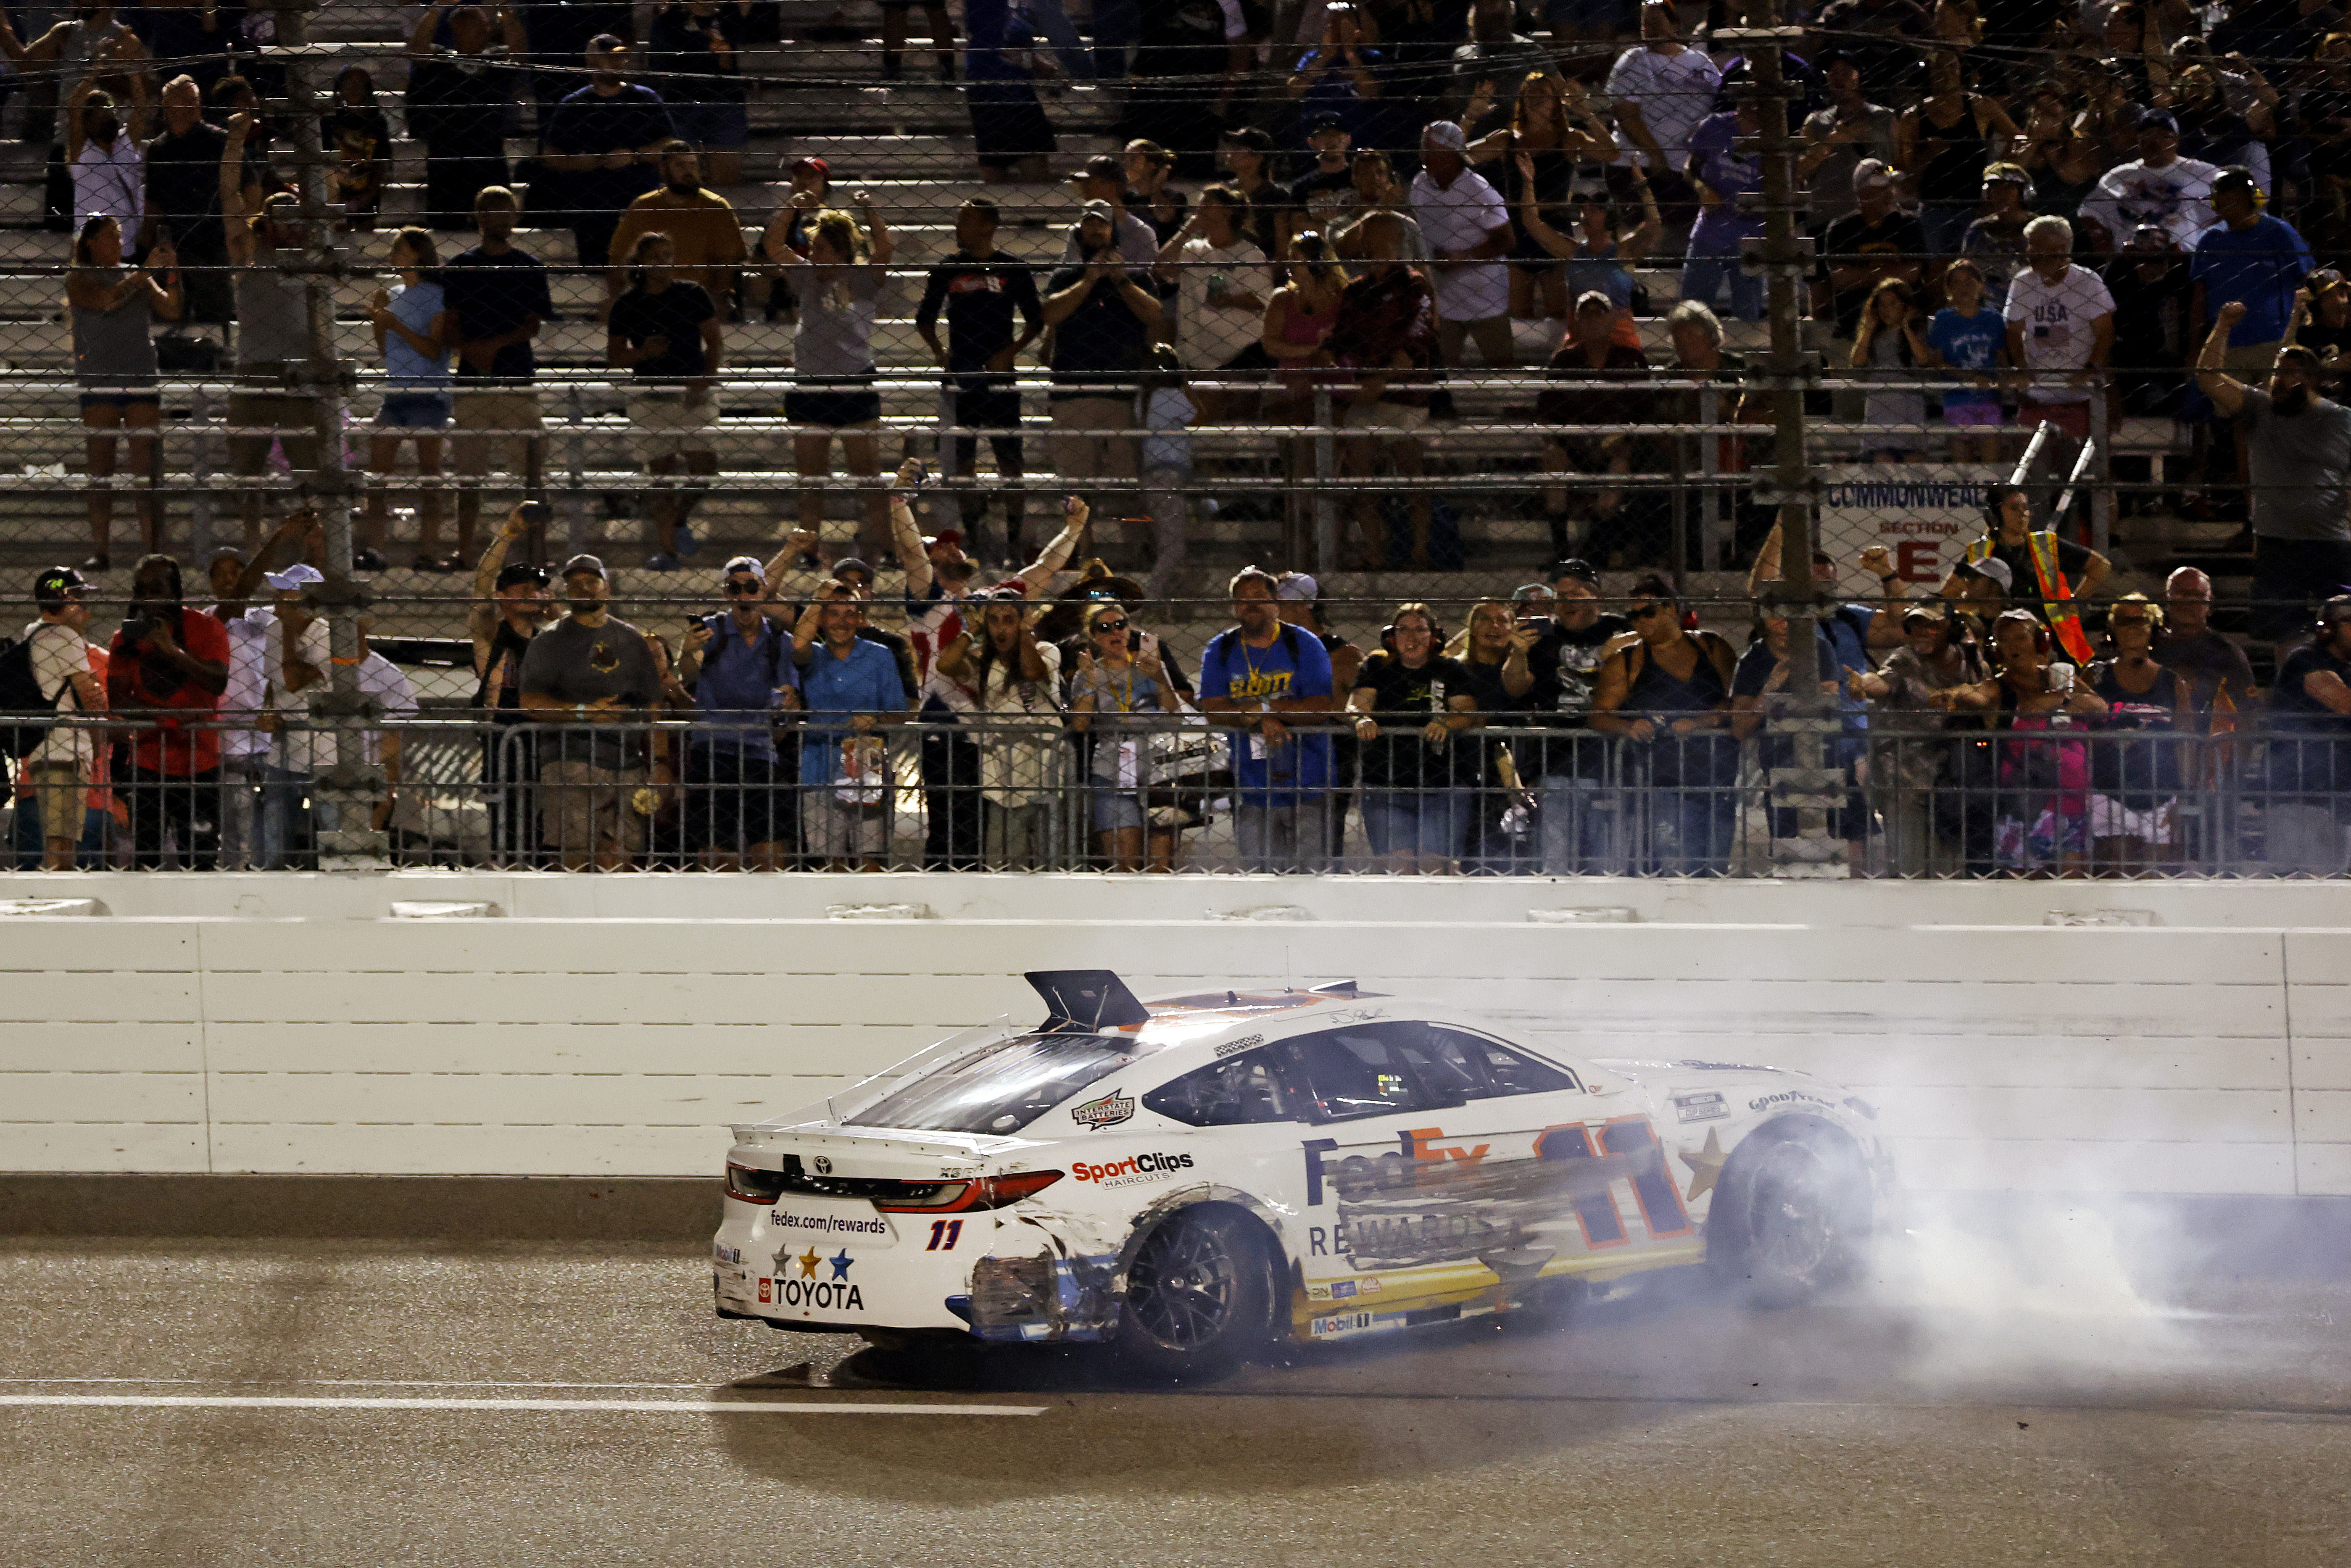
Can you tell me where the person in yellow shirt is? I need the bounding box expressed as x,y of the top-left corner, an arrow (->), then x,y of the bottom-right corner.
604,142 -> 748,317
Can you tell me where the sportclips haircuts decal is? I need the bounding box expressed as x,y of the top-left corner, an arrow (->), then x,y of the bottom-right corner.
1071,1151 -> 1195,1190
1300,1120 -> 1693,1270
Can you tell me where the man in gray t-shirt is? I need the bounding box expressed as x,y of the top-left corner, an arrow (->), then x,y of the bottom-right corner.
2197,305 -> 2351,645
518,553 -> 669,867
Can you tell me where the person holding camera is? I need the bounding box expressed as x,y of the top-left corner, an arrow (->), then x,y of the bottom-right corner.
675,554 -> 800,872
1068,597 -> 1179,872
105,553 -> 231,869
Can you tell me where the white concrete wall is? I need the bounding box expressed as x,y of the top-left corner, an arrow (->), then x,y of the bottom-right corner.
3,871 -> 2348,1194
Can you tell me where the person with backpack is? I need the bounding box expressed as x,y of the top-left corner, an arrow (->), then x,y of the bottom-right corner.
674,555 -> 800,871
8,567 -> 104,869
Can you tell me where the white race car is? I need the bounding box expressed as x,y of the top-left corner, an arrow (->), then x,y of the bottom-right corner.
714,971 -> 1893,1376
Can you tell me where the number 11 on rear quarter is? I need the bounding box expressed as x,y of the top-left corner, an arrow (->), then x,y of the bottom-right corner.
926,1219 -> 964,1251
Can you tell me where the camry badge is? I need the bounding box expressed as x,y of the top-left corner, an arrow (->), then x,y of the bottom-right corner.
813,1156 -> 833,1175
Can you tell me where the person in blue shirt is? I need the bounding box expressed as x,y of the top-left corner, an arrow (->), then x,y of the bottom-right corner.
1198,567 -> 1337,870
1680,102 -> 1764,322
363,227 -> 453,571
1926,257 -> 2009,464
797,582 -> 907,871
677,555 -> 800,871
2190,168 -> 2313,366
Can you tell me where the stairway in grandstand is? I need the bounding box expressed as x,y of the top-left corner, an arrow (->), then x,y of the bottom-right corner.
0,1 -> 2243,648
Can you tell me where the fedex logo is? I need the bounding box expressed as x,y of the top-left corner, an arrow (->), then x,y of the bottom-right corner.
1301,1127 -> 1490,1206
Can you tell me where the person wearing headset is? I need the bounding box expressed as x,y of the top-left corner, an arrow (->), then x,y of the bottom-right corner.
1936,485 -> 2110,663
1936,607 -> 2108,875
2266,594 -> 2351,873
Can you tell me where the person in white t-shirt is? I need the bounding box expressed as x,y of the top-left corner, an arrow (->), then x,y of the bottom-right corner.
2076,111 -> 2221,254
257,563 -> 335,865
21,566 -> 104,870
1154,186 -> 1272,422
2002,215 -> 2116,443
1408,119 -> 1515,368
1605,2 -> 1721,226
340,621 -> 419,838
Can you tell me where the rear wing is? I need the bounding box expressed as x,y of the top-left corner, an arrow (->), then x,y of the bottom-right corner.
1026,970 -> 1152,1031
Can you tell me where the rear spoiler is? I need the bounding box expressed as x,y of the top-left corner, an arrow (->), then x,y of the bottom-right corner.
1025,970 -> 1152,1031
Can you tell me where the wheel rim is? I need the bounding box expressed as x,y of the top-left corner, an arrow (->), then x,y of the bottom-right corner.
1747,1140 -> 1842,1282
1126,1217 -> 1241,1351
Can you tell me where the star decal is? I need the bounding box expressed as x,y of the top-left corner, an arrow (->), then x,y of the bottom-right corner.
828,1249 -> 854,1281
1680,1128 -> 1728,1202
797,1246 -> 822,1278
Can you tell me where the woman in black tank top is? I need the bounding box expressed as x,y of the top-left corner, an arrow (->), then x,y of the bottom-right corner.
1590,575 -> 1738,875
2083,595 -> 2190,873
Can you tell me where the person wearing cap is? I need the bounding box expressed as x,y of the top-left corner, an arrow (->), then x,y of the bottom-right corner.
2265,594 -> 2351,872
1410,120 -> 1515,372
1896,48 -> 2023,259
1519,559 -> 1626,869
2001,215 -> 2115,445
253,562 -> 337,865
1955,162 -> 2033,303
517,553 -> 669,871
1290,113 -> 1359,237
604,142 -> 747,314
1815,158 -> 1926,340
538,36 -> 678,271
783,193 -> 895,567
1680,97 -> 1766,322
1276,570 -> 1361,861
755,155 -> 833,318
203,511 -> 320,868
107,554 -> 231,869
1845,597 -> 1986,874
2078,109 -> 2220,256
1537,290 -> 1651,564
445,188 -> 554,566
674,554 -> 801,871
1937,484 -> 2108,661
1199,566 -> 1338,870
18,568 -> 104,870
1799,50 -> 1898,228
1061,154 -> 1159,269
403,3 -> 525,231
467,502 -> 553,866
2198,300 -> 2351,651
1042,206 -> 1162,535
2190,167 -> 2312,376
915,196 -> 1044,562
1290,8 -> 1384,164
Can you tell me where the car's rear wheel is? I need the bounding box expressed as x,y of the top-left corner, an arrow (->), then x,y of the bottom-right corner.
1710,1125 -> 1872,1309
1115,1205 -> 1275,1380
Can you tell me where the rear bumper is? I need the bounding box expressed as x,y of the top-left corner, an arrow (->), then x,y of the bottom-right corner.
712,1196 -> 978,1333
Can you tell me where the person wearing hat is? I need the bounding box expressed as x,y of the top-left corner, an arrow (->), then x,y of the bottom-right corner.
517,553 -> 669,870
1060,154 -> 1158,268
755,155 -> 833,317
18,567 -> 103,870
1290,112 -> 1359,237
1845,597 -> 1986,875
1955,162 -> 2033,303
1410,119 -> 1516,371
674,554 -> 800,871
1816,158 -> 1926,340
2285,268 -> 2351,399
2078,108 -> 2221,256
468,503 -> 556,867
2264,594 -> 2351,872
2190,166 -> 2312,377
1042,205 -> 1163,538
253,562 -> 337,865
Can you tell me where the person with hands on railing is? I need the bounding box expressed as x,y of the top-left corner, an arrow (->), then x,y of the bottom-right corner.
674,554 -> 800,872
68,212 -> 178,570
2266,595 -> 2351,873
609,230 -> 723,573
469,502 -> 552,868
1933,609 -> 2108,875
1455,596 -> 1538,872
1200,567 -> 1337,872
1068,597 -> 1183,872
1732,587 -> 1873,874
1589,573 -> 1739,875
517,554 -> 669,872
1348,603 -> 1481,875
797,581 -> 907,872
937,590 -> 1064,870
2195,298 -> 2351,654
1848,598 -> 1986,875
2082,593 -> 2193,873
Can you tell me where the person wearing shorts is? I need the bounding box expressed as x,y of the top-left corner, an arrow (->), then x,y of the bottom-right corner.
785,198 -> 895,562
447,188 -> 554,560
361,227 -> 457,570
67,213 -> 177,569
608,231 -> 723,571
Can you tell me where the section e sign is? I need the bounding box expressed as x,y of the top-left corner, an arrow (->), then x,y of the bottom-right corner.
1817,465 -> 2004,588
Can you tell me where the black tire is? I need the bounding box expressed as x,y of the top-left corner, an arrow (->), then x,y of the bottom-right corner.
1709,1124 -> 1873,1310
1114,1205 -> 1277,1381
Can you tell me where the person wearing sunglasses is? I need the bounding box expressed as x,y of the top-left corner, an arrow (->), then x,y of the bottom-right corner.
2082,593 -> 2191,874
1070,600 -> 1185,872
1589,574 -> 1737,875
674,556 -> 801,871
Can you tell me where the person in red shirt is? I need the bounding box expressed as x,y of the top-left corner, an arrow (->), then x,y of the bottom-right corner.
106,553 -> 230,867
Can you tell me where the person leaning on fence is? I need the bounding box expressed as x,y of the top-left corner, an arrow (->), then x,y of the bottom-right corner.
2155,565 -> 2258,722
796,580 -> 908,872
204,513 -> 316,870
1454,597 -> 1539,873
674,554 -> 801,872
1347,603 -> 1483,875
1939,609 -> 2110,877
1589,573 -> 1738,876
2266,595 -> 2351,875
2194,303 -> 2351,654
1067,597 -> 1180,872
106,553 -> 230,870
516,553 -> 669,872
2082,593 -> 2193,873
1523,558 -> 1634,874
19,567 -> 105,870
68,212 -> 178,571
468,506 -> 552,868
609,229 -> 723,572
221,116 -> 330,559
1276,573 -> 1360,864
1848,598 -> 1987,876
1936,485 -> 2110,664
939,590 -> 1063,870
1199,566 -> 1336,872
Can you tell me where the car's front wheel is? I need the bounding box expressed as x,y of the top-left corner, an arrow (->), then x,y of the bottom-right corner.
1115,1205 -> 1275,1380
1710,1125 -> 1872,1309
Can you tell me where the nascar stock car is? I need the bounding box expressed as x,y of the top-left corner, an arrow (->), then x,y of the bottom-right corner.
714,971 -> 1894,1376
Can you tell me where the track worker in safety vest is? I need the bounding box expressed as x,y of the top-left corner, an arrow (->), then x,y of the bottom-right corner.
1936,484 -> 2109,662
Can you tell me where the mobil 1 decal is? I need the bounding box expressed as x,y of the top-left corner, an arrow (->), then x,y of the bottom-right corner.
1301,1117 -> 1692,1272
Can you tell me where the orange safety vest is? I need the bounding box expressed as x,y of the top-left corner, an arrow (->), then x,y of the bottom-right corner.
1967,531 -> 2095,663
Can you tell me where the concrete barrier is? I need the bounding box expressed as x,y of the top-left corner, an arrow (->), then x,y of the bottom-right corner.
1,871 -> 2346,1195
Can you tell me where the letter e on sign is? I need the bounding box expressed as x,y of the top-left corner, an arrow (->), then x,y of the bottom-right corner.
1897,540 -> 1940,582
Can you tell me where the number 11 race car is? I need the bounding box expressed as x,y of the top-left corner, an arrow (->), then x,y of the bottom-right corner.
715,972 -> 1893,1376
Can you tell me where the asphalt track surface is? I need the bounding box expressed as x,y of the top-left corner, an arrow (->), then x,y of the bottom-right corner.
3,1225 -> 2347,1567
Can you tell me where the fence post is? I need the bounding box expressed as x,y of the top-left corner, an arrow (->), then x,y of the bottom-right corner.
565,383 -> 589,558
1312,384 -> 1336,577
2090,386 -> 2113,557
188,382 -> 213,563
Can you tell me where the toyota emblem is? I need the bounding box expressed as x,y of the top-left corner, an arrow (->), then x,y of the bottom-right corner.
813,1156 -> 832,1176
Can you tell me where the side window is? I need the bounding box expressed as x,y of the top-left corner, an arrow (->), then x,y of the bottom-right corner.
1278,1025 -> 1444,1121
1143,1055 -> 1300,1128
1427,1028 -> 1581,1099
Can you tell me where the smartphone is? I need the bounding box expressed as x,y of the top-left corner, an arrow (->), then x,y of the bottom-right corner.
1138,630 -> 1159,656
519,500 -> 552,528
1063,494 -> 1083,517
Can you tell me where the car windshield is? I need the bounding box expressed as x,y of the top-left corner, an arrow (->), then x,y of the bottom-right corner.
842,1031 -> 1144,1134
